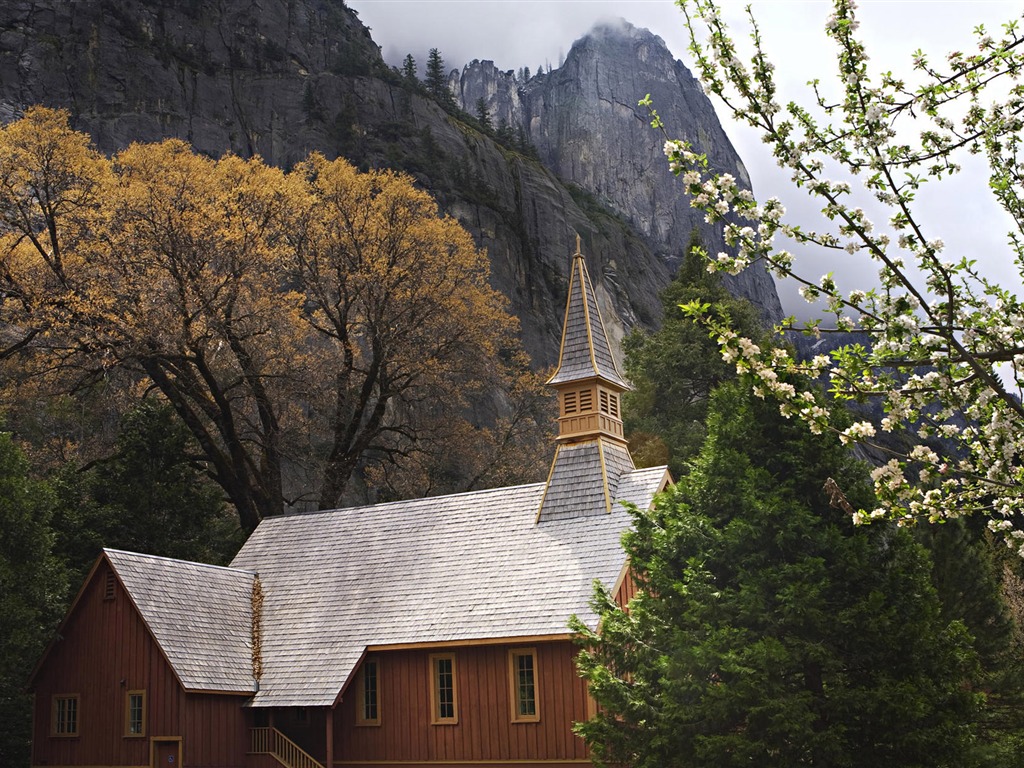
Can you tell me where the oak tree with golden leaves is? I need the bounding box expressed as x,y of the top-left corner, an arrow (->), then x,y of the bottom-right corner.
0,108 -> 549,532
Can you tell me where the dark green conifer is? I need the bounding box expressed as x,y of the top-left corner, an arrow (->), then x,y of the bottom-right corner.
475,97 -> 492,132
573,383 -> 983,768
623,233 -> 761,477
51,401 -> 242,584
495,118 -> 513,145
425,48 -> 455,109
401,53 -> 417,82
0,434 -> 65,766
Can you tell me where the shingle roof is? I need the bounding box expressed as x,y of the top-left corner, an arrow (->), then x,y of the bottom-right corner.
105,549 -> 256,693
537,438 -> 636,522
547,249 -> 628,388
230,466 -> 668,707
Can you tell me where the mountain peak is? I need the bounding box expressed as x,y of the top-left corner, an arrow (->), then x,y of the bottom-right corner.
581,18 -> 666,48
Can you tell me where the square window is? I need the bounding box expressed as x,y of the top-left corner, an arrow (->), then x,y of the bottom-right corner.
430,654 -> 457,724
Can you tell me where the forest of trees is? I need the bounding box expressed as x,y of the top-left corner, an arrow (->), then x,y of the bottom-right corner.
6,1 -> 1024,760
0,107 -> 551,531
0,108 -> 555,763
577,249 -> 1024,766
395,49 -> 540,158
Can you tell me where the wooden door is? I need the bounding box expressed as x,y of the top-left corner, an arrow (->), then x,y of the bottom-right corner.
153,739 -> 181,768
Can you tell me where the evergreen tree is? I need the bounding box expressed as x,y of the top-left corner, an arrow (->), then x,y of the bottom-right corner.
424,48 -> 455,109
573,383 -> 983,768
514,126 -> 539,159
923,520 -> 1024,764
474,97 -> 492,132
51,401 -> 242,584
91,401 -> 242,563
301,81 -> 320,120
401,53 -> 417,83
495,118 -> 513,145
623,234 -> 762,477
0,434 -> 66,766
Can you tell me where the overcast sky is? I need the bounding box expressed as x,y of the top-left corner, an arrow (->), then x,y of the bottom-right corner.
347,0 -> 1023,314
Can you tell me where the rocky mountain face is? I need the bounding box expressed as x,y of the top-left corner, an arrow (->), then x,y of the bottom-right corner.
452,21 -> 783,326
0,0 -> 782,369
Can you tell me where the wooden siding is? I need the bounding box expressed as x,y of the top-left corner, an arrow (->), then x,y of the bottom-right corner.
31,559 -> 250,768
614,565 -> 639,607
335,641 -> 590,766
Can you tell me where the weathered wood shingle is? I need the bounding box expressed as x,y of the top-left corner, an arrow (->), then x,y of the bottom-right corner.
230,466 -> 667,707
547,246 -> 627,388
105,549 -> 256,693
537,438 -> 638,521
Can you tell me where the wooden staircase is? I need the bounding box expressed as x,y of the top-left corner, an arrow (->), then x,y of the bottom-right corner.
250,727 -> 324,768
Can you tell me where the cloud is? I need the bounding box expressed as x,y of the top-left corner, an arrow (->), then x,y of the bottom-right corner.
348,0 -> 1023,319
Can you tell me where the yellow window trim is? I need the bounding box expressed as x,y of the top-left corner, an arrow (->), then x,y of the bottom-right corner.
51,693 -> 80,737
508,648 -> 540,723
355,658 -> 381,726
124,689 -> 146,738
429,653 -> 458,725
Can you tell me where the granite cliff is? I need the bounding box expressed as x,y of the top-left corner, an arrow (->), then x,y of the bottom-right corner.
0,0 -> 782,368
453,21 -> 783,322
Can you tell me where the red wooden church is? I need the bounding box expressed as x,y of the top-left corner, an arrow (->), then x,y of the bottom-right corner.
29,243 -> 669,768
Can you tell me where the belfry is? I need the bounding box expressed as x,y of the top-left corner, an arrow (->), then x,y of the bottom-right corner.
537,236 -> 635,522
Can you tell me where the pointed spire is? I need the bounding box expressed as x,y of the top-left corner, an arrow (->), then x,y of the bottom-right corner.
546,235 -> 628,389
537,237 -> 634,523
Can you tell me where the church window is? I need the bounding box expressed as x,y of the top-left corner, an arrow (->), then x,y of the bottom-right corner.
509,649 -> 539,722
357,659 -> 380,725
52,695 -> 79,736
430,654 -> 458,724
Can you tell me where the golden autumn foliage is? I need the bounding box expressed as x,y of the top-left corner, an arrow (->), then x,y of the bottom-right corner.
0,108 -> 551,532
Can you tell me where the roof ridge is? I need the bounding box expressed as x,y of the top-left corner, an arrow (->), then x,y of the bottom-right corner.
104,548 -> 257,576
277,480 -> 549,519
617,465 -> 671,483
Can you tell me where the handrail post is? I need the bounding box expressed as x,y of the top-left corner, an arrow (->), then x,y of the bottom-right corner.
249,725 -> 324,768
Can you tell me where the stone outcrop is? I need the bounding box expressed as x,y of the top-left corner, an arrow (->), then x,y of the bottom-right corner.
0,1 -> 783,369
0,0 -> 382,162
452,20 -> 783,325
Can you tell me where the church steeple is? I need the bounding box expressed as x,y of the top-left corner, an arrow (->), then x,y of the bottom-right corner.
547,235 -> 629,445
537,237 -> 634,523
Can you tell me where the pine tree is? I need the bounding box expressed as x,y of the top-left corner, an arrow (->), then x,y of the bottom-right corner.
401,53 -> 417,83
623,234 -> 762,477
923,519 -> 1024,764
495,118 -> 513,145
474,97 -> 492,132
49,401 -> 243,585
424,48 -> 455,109
88,401 -> 242,564
0,434 -> 66,766
514,126 -> 538,159
574,383 -> 983,768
